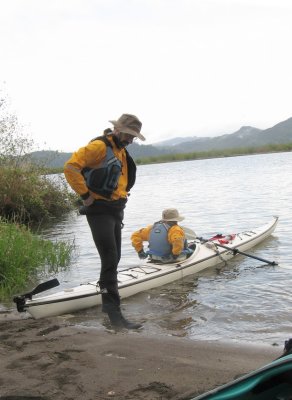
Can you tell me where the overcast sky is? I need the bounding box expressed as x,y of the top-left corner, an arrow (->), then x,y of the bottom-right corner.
1,0 -> 292,152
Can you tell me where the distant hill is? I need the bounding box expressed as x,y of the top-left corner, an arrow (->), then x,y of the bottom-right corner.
126,142 -> 169,158
29,145 -> 169,169
129,116 -> 292,157
167,126 -> 262,153
29,116 -> 292,167
29,150 -> 72,169
152,117 -> 292,153
152,136 -> 201,147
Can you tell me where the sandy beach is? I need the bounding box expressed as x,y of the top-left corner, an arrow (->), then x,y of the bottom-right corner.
0,310 -> 284,400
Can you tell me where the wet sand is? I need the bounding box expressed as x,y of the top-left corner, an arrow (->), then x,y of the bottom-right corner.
0,312 -> 282,400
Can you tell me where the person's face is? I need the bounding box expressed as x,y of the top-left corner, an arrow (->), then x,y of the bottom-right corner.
118,131 -> 136,147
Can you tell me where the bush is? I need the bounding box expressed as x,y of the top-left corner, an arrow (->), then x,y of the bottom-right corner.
0,91 -> 78,224
0,166 -> 77,224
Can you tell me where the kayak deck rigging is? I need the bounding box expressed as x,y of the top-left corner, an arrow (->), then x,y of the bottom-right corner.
118,265 -> 163,281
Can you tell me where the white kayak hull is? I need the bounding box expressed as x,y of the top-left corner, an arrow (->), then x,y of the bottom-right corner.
19,216 -> 278,319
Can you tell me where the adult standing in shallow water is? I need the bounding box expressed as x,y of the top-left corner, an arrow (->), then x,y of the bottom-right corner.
64,114 -> 145,329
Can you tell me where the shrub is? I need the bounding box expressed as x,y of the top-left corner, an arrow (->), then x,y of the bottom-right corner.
0,90 -> 78,224
0,166 -> 77,224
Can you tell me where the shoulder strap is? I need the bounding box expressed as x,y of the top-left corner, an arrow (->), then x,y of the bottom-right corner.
162,222 -> 171,231
153,221 -> 170,231
90,134 -> 112,148
125,148 -> 136,191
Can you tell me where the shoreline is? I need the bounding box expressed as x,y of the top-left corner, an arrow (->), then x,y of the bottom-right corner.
0,312 -> 283,400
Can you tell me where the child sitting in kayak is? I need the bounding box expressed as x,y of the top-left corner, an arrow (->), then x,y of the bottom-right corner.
131,208 -> 195,263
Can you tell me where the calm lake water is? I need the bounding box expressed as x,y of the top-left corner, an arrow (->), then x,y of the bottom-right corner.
5,152 -> 292,346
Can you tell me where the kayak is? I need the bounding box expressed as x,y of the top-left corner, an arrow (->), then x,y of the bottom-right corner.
191,338 -> 292,399
192,352 -> 292,400
14,216 -> 278,319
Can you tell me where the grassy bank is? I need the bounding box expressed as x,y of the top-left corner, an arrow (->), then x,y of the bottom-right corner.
0,164 -> 78,298
135,143 -> 292,165
0,93 -> 79,299
0,219 -> 74,298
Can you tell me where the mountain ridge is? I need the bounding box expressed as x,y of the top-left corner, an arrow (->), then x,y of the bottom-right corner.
30,116 -> 292,168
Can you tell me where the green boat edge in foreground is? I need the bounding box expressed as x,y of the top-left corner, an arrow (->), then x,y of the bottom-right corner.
190,352 -> 292,400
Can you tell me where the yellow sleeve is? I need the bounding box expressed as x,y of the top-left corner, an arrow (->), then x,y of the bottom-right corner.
64,140 -> 107,196
131,225 -> 152,253
168,225 -> 185,256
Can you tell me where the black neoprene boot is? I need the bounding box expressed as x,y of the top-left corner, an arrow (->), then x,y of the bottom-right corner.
101,284 -> 142,330
107,309 -> 142,330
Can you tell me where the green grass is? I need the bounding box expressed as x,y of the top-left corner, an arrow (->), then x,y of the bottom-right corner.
0,219 -> 75,298
135,143 -> 292,165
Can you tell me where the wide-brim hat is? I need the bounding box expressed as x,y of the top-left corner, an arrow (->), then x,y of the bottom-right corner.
162,208 -> 185,222
109,113 -> 146,141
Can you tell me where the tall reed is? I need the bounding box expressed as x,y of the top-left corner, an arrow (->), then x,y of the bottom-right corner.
0,219 -> 75,298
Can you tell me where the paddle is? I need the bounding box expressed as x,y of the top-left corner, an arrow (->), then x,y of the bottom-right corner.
203,239 -> 278,266
25,278 -> 60,298
183,226 -> 278,266
13,278 -> 60,312
182,226 -> 200,241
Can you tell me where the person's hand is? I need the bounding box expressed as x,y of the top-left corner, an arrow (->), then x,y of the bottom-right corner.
83,194 -> 94,207
138,250 -> 147,259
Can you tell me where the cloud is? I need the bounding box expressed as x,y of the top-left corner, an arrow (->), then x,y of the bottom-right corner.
1,0 -> 292,151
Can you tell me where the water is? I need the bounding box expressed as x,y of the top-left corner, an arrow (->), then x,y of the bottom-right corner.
5,152 -> 292,346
